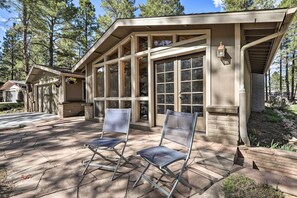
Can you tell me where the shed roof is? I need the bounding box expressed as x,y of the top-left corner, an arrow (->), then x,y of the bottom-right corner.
72,8 -> 297,74
0,80 -> 26,91
26,64 -> 84,83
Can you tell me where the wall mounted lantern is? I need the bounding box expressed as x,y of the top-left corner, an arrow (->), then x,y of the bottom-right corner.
217,42 -> 225,58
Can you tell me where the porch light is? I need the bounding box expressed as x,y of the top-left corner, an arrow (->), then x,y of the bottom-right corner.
217,42 -> 225,58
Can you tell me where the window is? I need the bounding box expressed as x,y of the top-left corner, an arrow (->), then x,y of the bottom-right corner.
137,36 -> 148,52
97,67 -> 104,97
152,36 -> 173,48
94,100 -> 105,117
107,100 -> 119,108
177,35 -> 202,42
122,61 -> 131,97
107,49 -> 118,60
122,40 -> 131,56
82,80 -> 86,101
138,57 -> 148,97
108,64 -> 119,97
139,101 -> 148,122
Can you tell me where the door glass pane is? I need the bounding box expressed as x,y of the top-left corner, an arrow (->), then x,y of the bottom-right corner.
193,106 -> 203,117
97,67 -> 104,97
157,63 -> 164,72
157,73 -> 164,83
193,57 -> 203,68
109,64 -> 118,97
157,84 -> 164,93
122,101 -> 131,108
181,82 -> 191,92
157,95 -> 165,103
192,81 -> 203,92
181,59 -> 191,69
166,83 -> 174,93
166,105 -> 174,111
181,105 -> 191,113
165,72 -> 174,82
192,93 -> 203,104
181,94 -> 191,104
122,40 -> 131,56
181,70 -> 191,81
192,68 -> 203,80
166,94 -> 174,104
165,61 -> 174,71
157,105 -> 165,114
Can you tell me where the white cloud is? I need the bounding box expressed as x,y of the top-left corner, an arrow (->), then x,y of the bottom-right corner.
213,0 -> 222,8
0,16 -> 7,23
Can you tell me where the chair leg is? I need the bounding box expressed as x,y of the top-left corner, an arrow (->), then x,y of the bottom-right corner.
111,144 -> 127,181
82,152 -> 96,175
167,164 -> 188,198
133,163 -> 151,188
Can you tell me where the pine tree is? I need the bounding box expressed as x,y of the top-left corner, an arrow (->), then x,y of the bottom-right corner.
1,24 -> 22,80
76,0 -> 97,55
97,0 -> 136,36
222,0 -> 275,11
140,0 -> 184,17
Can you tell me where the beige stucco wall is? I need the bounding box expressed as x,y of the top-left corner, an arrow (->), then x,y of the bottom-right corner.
66,78 -> 84,102
210,24 -> 235,106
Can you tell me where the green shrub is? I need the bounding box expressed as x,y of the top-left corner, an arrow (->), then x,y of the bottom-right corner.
264,108 -> 282,123
0,102 -> 24,111
223,175 -> 282,198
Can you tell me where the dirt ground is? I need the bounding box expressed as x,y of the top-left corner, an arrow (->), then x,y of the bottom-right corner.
248,107 -> 297,149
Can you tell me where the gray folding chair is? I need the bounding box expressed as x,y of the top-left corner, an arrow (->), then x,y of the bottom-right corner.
133,110 -> 198,197
82,108 -> 131,180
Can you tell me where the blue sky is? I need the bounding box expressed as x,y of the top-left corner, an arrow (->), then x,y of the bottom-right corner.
0,0 -> 222,44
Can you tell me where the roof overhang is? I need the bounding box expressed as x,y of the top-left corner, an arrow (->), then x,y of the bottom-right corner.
0,80 -> 26,91
26,64 -> 84,83
72,8 -> 296,72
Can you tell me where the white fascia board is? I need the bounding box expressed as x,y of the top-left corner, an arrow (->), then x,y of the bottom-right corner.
72,9 -> 288,72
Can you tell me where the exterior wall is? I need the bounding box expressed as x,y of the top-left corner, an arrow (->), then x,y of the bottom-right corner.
65,78 -> 84,102
211,25 -> 235,106
85,25 -> 240,145
207,106 -> 239,145
251,73 -> 264,112
58,102 -> 84,118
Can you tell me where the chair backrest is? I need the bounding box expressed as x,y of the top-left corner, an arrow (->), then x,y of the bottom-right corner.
102,108 -> 131,134
161,110 -> 198,148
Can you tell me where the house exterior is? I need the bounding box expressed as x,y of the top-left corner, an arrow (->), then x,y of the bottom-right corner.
0,80 -> 26,103
26,64 -> 85,118
72,8 -> 297,145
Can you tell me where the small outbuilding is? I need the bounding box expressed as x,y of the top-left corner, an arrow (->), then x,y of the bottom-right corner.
0,80 -> 26,103
26,64 -> 85,118
72,8 -> 296,145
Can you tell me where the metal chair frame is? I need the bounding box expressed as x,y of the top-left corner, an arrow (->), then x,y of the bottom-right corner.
133,110 -> 198,197
82,108 -> 131,180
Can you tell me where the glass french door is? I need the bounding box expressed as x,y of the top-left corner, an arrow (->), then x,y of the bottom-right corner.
155,52 -> 205,131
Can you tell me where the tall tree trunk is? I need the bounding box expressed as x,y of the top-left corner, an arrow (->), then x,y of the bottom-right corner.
49,18 -> 54,67
22,1 -> 29,76
285,48 -> 290,100
292,51 -> 296,102
84,13 -> 88,53
268,69 -> 271,96
279,43 -> 283,97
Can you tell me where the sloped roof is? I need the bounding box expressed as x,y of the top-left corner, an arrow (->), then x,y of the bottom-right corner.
26,64 -> 84,83
0,80 -> 26,91
72,8 -> 297,74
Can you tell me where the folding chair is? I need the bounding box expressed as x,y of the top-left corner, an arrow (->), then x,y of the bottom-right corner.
133,110 -> 198,197
82,108 -> 131,180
